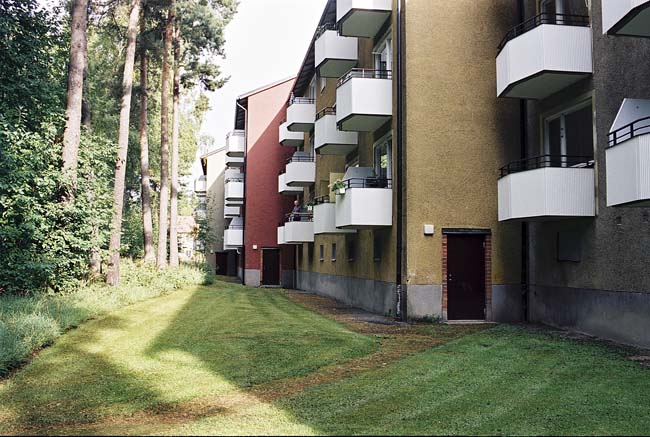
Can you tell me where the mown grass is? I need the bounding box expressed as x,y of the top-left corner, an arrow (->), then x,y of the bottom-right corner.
0,260 -> 213,376
1,281 -> 649,436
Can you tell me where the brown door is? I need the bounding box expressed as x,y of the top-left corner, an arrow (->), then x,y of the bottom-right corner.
262,249 -> 281,286
447,234 -> 486,320
215,252 -> 228,276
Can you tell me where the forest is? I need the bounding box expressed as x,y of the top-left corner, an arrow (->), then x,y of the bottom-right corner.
0,0 -> 238,293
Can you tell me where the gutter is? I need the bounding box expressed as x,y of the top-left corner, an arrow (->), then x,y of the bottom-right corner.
236,100 -> 248,286
395,0 -> 406,321
518,0 -> 529,322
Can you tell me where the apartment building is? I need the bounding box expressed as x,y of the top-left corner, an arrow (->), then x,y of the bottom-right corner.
494,0 -> 650,347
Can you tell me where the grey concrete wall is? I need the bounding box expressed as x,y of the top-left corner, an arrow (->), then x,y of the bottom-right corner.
530,285 -> 650,348
244,268 -> 258,287
281,269 -> 295,289
492,284 -> 524,323
407,284 -> 442,320
297,270 -> 397,317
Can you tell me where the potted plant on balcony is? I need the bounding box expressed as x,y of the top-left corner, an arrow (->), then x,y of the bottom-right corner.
329,179 -> 346,195
303,200 -> 314,212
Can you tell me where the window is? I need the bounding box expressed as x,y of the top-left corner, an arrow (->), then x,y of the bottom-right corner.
543,99 -> 594,166
373,232 -> 382,262
319,244 -> 325,262
320,76 -> 326,93
331,243 -> 337,262
346,237 -> 356,262
539,0 -> 588,18
373,134 -> 393,179
373,33 -> 393,71
309,76 -> 317,99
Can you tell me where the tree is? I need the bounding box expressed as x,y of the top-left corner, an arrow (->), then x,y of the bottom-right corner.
157,8 -> 173,270
61,0 -> 89,198
106,0 -> 142,285
139,4 -> 156,264
169,2 -> 181,268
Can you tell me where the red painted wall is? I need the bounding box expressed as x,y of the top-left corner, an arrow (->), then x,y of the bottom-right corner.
244,78 -> 297,273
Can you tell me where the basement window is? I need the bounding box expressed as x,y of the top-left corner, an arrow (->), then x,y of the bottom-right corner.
331,243 -> 337,262
308,243 -> 314,263
347,237 -> 356,262
319,244 -> 325,262
373,233 -> 382,262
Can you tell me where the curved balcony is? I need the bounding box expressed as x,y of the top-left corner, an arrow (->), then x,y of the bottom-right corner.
224,205 -> 240,218
279,121 -> 304,147
284,153 -> 315,187
337,0 -> 392,38
315,108 -> 358,155
226,130 -> 245,157
283,213 -> 315,244
336,69 -> 392,132
194,175 -> 206,194
225,172 -> 244,207
602,0 -> 650,37
278,172 -> 304,196
225,155 -> 244,168
286,97 -> 316,132
313,196 -> 356,235
334,169 -> 393,229
606,100 -> 650,206
496,13 -> 592,100
498,155 -> 595,222
224,218 -> 244,250
315,25 -> 358,78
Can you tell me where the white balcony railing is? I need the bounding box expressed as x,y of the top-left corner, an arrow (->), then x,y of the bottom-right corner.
279,121 -> 304,147
334,169 -> 393,229
277,225 -> 285,245
498,155 -> 596,221
225,155 -> 244,168
224,227 -> 243,248
283,214 -> 315,243
284,153 -> 316,187
225,175 -> 244,207
194,175 -> 207,193
313,197 -> 356,235
278,173 -> 304,195
606,99 -> 650,206
226,130 -> 245,157
224,205 -> 240,218
496,14 -> 592,99
337,0 -> 392,38
336,69 -> 392,132
602,0 -> 650,37
314,108 -> 358,155
315,27 -> 358,78
286,97 -> 316,132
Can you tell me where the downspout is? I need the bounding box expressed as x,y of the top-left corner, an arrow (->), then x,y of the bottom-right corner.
395,0 -> 406,321
236,100 -> 248,286
518,0 -> 529,322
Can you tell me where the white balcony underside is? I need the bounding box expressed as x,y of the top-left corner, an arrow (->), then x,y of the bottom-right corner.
335,188 -> 392,229
314,203 -> 356,234
315,30 -> 359,78
336,78 -> 392,132
278,173 -> 303,195
224,229 -> 243,248
285,161 -> 316,187
337,0 -> 392,38
496,25 -> 593,100
226,156 -> 244,167
315,114 -> 358,155
286,103 -> 316,133
602,0 -> 650,37
607,135 -> 650,206
284,221 -> 314,243
279,122 -> 304,147
498,168 -> 595,222
224,205 -> 240,218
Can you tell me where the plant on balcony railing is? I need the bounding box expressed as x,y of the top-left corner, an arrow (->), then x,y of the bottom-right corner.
329,179 -> 346,194
337,68 -> 393,88
499,154 -> 595,178
316,107 -> 336,121
608,116 -> 650,148
497,12 -> 591,54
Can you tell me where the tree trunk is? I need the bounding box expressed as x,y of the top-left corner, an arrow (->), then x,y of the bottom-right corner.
157,9 -> 173,270
139,7 -> 155,264
106,0 -> 142,286
61,0 -> 88,199
169,15 -> 181,268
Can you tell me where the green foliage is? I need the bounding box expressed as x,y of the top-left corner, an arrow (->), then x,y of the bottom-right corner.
0,261 -> 212,376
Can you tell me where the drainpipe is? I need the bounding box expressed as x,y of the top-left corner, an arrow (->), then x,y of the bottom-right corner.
395,0 -> 406,321
236,100 -> 248,286
518,0 -> 529,322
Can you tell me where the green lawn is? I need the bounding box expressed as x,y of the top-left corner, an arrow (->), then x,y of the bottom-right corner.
1,281 -> 649,435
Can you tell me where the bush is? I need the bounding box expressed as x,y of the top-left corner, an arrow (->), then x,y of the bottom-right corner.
0,261 -> 213,376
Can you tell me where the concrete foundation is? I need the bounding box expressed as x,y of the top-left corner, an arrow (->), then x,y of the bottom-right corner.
244,269 -> 261,288
492,284 -> 524,322
406,284 -> 443,320
530,285 -> 650,349
281,269 -> 295,289
296,270 -> 397,317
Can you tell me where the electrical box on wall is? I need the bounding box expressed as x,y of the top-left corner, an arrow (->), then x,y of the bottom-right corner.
423,224 -> 435,236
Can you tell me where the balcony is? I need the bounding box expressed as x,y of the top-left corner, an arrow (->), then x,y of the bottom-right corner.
336,69 -> 392,132
224,218 -> 244,249
335,168 -> 392,229
225,171 -> 244,207
194,175 -> 206,194
315,26 -> 358,78
284,152 -> 315,187
226,130 -> 245,157
313,196 -> 356,235
225,155 -> 244,168
286,97 -> 316,132
278,172 -> 304,196
279,121 -> 304,147
337,0 -> 392,38
315,108 -> 358,155
606,99 -> 650,206
283,213 -> 315,244
498,155 -> 596,222
602,0 -> 650,37
224,204 -> 240,218
496,13 -> 592,100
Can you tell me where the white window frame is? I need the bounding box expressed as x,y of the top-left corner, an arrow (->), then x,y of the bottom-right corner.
373,132 -> 393,179
373,31 -> 393,72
